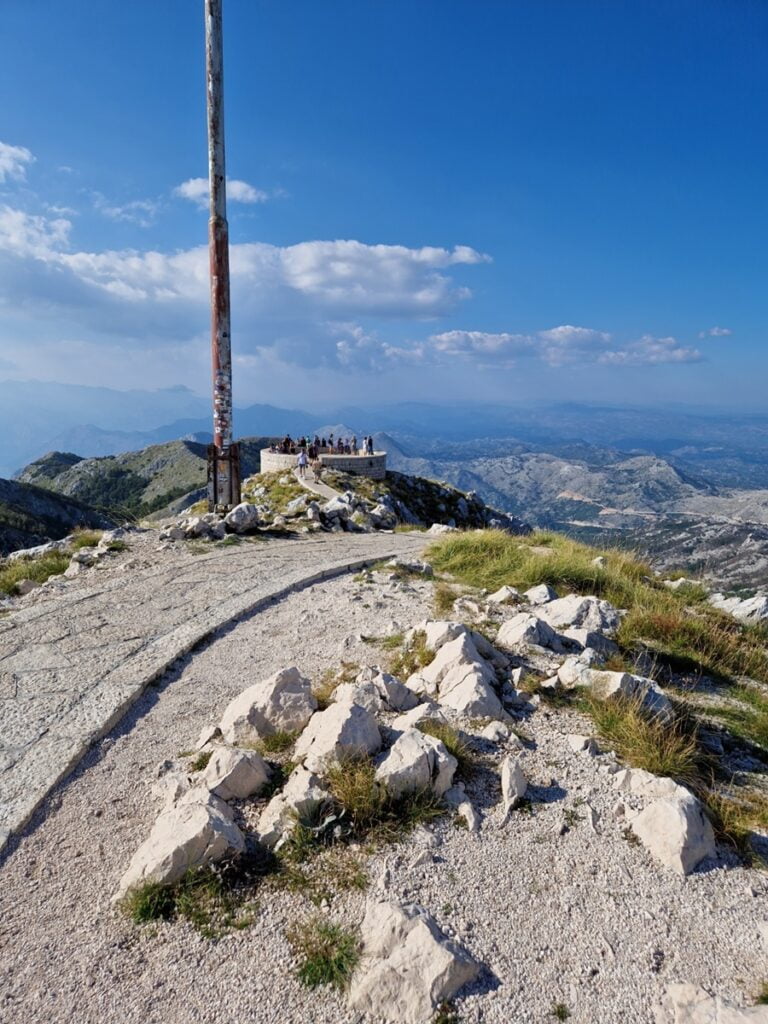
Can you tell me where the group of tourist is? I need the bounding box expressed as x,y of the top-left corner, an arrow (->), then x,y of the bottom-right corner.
269,433 -> 375,458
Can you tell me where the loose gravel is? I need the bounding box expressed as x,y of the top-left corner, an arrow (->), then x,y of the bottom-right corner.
1,562 -> 767,1024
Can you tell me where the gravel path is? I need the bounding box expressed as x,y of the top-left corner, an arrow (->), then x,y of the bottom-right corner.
1,561 -> 767,1024
0,529 -> 426,852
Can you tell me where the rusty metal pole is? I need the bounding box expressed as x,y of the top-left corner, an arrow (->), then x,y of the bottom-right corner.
205,0 -> 240,510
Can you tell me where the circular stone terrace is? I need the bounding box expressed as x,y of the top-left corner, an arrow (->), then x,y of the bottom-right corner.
260,448 -> 387,480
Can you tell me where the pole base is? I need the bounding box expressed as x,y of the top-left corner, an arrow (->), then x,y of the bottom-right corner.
207,442 -> 241,512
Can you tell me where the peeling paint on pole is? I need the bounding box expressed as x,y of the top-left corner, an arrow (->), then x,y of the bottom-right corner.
205,0 -> 240,509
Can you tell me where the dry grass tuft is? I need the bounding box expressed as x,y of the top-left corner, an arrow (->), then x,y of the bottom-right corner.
416,720 -> 472,775
388,631 -> 434,680
585,694 -> 703,785
313,662 -> 359,710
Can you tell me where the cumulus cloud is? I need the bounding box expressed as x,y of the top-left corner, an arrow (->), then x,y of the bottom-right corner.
0,141 -> 34,183
598,334 -> 702,366
0,204 -> 486,371
174,176 -> 270,208
698,326 -> 732,338
427,325 -> 611,367
424,325 -> 703,370
92,192 -> 159,227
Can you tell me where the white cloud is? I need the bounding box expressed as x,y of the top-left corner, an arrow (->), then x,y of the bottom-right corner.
0,205 -> 71,258
92,192 -> 159,227
598,334 -> 702,366
174,176 -> 270,209
427,325 -> 611,367
0,204 -> 485,372
0,141 -> 34,183
698,325 -> 732,338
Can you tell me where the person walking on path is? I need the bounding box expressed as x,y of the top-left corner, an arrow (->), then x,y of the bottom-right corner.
297,448 -> 309,479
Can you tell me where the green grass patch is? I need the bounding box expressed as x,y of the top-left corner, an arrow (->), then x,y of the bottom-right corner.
313,661 -> 360,710
287,916 -> 360,990
586,694 -> 703,785
255,731 -> 297,755
756,982 -> 768,1005
387,630 -> 434,679
426,529 -> 768,686
242,471 -> 306,514
121,859 -> 269,938
0,550 -> 71,596
188,750 -> 212,772
69,528 -> 102,550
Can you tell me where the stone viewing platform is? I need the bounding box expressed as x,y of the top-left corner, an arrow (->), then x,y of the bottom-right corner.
260,448 -> 387,480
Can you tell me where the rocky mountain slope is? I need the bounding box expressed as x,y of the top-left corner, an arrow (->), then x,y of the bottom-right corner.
15,437 -> 270,519
0,477 -> 114,556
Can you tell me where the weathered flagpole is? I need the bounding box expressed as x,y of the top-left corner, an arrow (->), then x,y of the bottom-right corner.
205,0 -> 240,510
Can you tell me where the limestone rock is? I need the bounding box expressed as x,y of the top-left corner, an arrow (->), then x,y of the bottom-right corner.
224,502 -> 261,533
481,720 -> 510,742
391,701 -> 447,732
375,728 -> 457,798
444,785 -> 480,831
631,791 -> 716,875
438,662 -> 506,720
562,627 -> 619,656
523,583 -> 558,605
427,523 -> 458,535
115,801 -> 245,898
500,755 -> 527,815
566,734 -> 596,755
356,666 -> 420,712
558,650 -> 601,688
203,746 -> 271,801
408,633 -> 482,694
487,585 -> 521,605
587,670 -> 673,720
258,765 -> 330,849
349,900 -> 480,1023
332,680 -> 386,714
219,667 -> 317,744
497,612 -> 562,651
537,594 -> 621,634
653,983 -> 768,1023
293,701 -> 381,773
613,768 -> 686,800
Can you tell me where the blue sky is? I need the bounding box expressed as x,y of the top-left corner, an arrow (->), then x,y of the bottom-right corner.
0,0 -> 766,410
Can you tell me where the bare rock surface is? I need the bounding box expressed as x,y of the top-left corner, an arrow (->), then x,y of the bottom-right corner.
219,666 -> 317,743
349,899 -> 480,1023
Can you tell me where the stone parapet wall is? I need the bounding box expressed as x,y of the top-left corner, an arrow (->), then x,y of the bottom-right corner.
260,451 -> 301,473
260,449 -> 387,480
320,452 -> 387,480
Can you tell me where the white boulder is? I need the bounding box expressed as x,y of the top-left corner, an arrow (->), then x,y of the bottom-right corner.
427,523 -> 458,535
375,728 -> 457,799
293,701 -> 381,773
391,702 -> 447,732
523,583 -> 558,605
331,681 -> 385,714
257,765 -> 330,849
487,585 -> 521,605
356,667 -> 420,712
115,801 -> 245,898
219,667 -> 317,743
224,502 -> 261,533
481,720 -> 510,742
497,612 -> 562,651
537,594 -> 621,634
203,746 -> 271,801
631,790 -> 716,875
500,755 -> 528,815
587,670 -> 673,720
613,767 -> 686,800
438,662 -> 506,720
349,900 -> 480,1023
